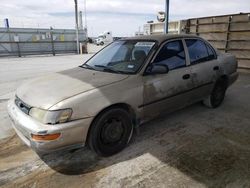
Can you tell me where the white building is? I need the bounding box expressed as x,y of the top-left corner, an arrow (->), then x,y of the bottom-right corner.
143,21 -> 182,35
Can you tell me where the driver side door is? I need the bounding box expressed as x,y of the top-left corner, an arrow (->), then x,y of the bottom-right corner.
141,39 -> 194,121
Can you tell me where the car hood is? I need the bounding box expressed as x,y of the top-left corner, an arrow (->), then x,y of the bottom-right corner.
16,67 -> 129,109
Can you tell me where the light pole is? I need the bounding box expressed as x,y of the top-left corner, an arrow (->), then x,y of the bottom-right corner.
164,0 -> 170,34
74,0 -> 80,54
84,0 -> 88,38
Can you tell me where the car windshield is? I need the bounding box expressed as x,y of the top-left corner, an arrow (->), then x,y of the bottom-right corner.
83,40 -> 155,74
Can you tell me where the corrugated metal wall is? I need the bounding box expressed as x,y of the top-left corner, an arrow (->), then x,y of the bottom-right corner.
0,28 -> 87,57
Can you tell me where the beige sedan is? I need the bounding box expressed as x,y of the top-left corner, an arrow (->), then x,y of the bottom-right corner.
7,34 -> 238,156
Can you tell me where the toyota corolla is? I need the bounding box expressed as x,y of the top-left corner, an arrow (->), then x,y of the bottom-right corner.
7,34 -> 238,156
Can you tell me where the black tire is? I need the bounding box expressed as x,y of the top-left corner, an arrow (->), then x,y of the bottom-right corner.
88,108 -> 133,157
203,80 -> 227,108
100,42 -> 104,46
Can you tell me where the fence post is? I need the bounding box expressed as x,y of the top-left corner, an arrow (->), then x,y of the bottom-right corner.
185,19 -> 190,34
16,42 -> 21,57
7,28 -> 14,56
195,19 -> 199,36
50,27 -> 55,56
225,16 -> 232,53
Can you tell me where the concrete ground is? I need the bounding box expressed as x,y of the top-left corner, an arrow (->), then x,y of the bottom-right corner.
0,55 -> 250,188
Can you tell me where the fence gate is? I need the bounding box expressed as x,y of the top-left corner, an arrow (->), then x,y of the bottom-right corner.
0,27 -> 87,57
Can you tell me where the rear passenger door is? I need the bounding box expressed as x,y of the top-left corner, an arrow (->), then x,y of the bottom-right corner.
142,39 -> 194,121
184,39 -> 220,101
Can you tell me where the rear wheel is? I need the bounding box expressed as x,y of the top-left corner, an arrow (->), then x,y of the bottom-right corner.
88,108 -> 133,156
203,80 -> 227,108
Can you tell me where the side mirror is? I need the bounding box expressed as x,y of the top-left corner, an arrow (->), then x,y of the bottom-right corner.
145,64 -> 169,75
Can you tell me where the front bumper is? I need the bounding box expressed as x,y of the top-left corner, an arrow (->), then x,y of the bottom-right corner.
228,71 -> 239,87
7,99 -> 93,153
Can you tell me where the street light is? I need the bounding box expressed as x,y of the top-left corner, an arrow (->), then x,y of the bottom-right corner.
164,0 -> 170,34
74,0 -> 80,54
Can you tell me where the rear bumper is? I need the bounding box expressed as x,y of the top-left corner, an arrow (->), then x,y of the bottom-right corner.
228,72 -> 239,87
7,99 -> 93,153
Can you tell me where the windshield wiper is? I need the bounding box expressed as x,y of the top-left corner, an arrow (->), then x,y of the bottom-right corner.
94,65 -> 125,74
79,64 -> 95,70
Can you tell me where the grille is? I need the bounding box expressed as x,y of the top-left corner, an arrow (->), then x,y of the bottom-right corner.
14,96 -> 31,115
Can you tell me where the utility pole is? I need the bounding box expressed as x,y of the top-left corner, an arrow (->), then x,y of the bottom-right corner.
74,0 -> 80,54
79,11 -> 83,30
164,0 -> 170,34
84,0 -> 88,38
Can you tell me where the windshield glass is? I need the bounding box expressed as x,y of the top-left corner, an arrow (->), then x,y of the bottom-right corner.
84,40 -> 155,74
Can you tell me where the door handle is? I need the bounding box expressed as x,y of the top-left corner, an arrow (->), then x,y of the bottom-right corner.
182,74 -> 190,80
213,66 -> 219,71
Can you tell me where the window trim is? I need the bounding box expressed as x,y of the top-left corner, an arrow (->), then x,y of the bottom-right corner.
143,38 -> 188,75
204,41 -> 217,60
183,38 -> 217,66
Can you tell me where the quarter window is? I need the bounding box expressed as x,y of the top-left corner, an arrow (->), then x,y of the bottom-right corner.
206,44 -> 216,60
185,39 -> 216,64
154,40 -> 186,70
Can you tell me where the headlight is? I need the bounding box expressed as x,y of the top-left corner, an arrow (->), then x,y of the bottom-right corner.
29,108 -> 72,124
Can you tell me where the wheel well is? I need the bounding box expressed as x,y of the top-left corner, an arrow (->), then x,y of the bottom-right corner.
99,103 -> 136,123
219,75 -> 229,87
86,103 -> 136,145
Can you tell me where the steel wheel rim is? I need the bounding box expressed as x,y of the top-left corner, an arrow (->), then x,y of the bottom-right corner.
101,117 -> 124,145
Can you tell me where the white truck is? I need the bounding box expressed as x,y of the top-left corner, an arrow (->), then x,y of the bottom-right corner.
95,31 -> 113,46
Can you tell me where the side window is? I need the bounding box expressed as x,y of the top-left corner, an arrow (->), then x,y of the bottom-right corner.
154,40 -> 186,70
205,43 -> 216,60
185,39 -> 209,64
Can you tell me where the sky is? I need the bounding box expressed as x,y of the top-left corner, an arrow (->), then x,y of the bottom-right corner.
0,0 -> 249,37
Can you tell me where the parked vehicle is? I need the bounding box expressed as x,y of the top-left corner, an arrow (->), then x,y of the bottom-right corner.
95,31 -> 113,46
8,34 -> 238,156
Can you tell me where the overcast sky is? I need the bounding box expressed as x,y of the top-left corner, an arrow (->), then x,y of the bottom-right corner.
0,0 -> 249,37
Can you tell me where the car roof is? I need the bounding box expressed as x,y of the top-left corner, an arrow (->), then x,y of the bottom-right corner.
123,34 -> 201,44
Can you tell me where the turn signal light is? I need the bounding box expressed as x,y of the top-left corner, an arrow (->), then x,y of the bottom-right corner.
31,133 -> 61,141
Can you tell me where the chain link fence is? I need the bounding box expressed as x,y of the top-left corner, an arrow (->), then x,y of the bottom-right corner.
0,27 -> 87,57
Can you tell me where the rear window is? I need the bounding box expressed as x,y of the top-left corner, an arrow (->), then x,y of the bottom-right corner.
132,42 -> 155,60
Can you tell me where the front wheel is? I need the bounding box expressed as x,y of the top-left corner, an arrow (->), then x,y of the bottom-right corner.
88,108 -> 133,156
203,81 -> 227,108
